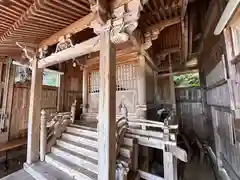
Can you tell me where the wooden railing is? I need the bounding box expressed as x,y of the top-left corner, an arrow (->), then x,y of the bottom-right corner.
40,101 -> 76,161
115,113 -> 129,180
116,116 -> 128,156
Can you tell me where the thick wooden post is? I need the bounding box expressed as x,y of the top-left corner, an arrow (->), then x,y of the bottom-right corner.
168,54 -> 176,121
98,26 -> 116,180
137,55 -> 147,119
57,64 -> 64,112
40,109 -> 47,162
27,57 -> 43,164
137,54 -> 149,171
82,67 -> 89,113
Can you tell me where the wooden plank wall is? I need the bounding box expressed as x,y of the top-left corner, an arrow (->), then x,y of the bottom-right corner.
62,61 -> 82,111
199,0 -> 240,178
9,84 -> 57,140
203,38 -> 240,179
175,87 -> 207,139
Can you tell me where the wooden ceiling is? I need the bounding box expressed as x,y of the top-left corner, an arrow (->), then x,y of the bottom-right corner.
0,0 -> 208,72
0,0 -> 90,57
139,0 -> 182,29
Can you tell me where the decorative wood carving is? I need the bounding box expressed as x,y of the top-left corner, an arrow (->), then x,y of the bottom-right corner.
55,34 -> 74,53
91,0 -> 147,43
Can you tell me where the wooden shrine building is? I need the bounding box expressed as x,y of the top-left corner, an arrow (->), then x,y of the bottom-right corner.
0,0 -> 240,180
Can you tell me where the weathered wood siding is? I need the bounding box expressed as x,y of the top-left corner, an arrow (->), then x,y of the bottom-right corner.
176,87 -> 208,139
199,0 -> 240,177
10,84 -> 57,140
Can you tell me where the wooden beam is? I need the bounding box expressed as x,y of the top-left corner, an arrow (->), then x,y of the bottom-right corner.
98,28 -> 116,180
158,68 -> 198,77
156,47 -> 181,57
40,13 -> 96,47
130,30 -> 160,72
146,17 -> 181,32
27,57 -> 43,164
38,36 -> 100,68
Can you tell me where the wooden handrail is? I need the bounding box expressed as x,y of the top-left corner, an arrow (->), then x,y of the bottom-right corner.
115,116 -> 128,157
128,119 -> 178,130
40,101 -> 76,161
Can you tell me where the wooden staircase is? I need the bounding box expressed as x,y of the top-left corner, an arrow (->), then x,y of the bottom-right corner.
24,124 -> 136,180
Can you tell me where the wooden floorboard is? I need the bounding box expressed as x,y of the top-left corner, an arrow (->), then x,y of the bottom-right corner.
0,170 -> 34,180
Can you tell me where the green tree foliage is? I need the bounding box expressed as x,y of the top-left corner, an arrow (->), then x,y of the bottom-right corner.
174,72 -> 200,87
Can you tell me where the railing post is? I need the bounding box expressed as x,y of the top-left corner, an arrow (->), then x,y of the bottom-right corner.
71,100 -> 76,124
40,109 -> 47,162
163,119 -> 177,180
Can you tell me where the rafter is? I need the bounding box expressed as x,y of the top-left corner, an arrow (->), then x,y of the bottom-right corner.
40,13 -> 96,47
146,16 -> 181,32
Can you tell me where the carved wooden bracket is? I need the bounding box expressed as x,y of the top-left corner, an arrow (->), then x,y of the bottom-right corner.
16,42 -> 37,62
143,17 -> 181,50
143,29 -> 160,50
91,0 -> 148,44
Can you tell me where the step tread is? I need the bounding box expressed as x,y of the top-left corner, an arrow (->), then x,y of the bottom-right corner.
52,145 -> 98,165
26,162 -> 75,180
70,124 -> 97,132
46,153 -> 97,180
57,139 -> 98,152
51,146 -> 98,174
62,132 -> 98,142
66,127 -> 98,138
1,170 -> 35,180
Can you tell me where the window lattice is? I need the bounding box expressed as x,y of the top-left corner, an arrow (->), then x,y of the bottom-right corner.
89,64 -> 137,93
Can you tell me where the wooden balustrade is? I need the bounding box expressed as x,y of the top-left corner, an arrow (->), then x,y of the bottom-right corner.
116,117 -> 128,156
115,116 -> 129,180
39,101 -> 76,161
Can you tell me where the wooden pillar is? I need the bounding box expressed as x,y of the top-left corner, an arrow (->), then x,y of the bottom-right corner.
98,26 -> 116,180
82,67 -> 89,113
154,71 -> 159,103
27,57 -> 43,164
168,54 -> 176,121
57,64 -> 64,112
137,55 -> 149,171
137,55 -> 147,119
